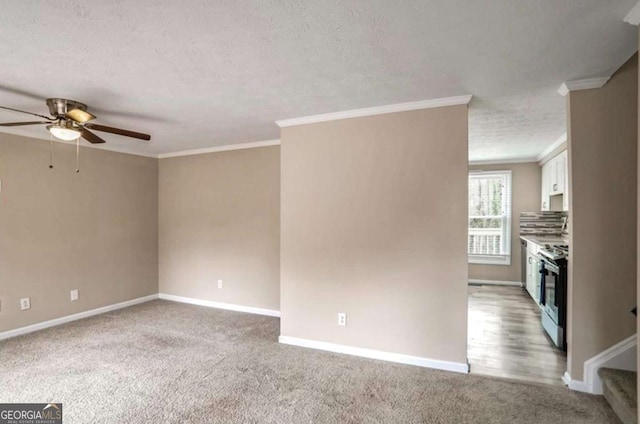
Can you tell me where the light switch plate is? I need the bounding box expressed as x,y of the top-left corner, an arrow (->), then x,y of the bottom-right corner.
70,289 -> 79,301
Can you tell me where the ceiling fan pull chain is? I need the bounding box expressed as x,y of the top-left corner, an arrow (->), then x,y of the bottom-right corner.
75,136 -> 80,173
49,133 -> 54,169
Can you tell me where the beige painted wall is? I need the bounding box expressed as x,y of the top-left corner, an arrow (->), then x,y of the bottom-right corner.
468,162 -> 541,283
159,147 -> 280,311
0,134 -> 158,333
280,106 -> 469,363
567,53 -> 638,380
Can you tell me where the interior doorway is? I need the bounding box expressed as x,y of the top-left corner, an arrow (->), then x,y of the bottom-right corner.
466,161 -> 569,386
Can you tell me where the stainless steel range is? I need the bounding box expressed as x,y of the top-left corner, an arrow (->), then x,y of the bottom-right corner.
539,244 -> 569,261
538,244 -> 568,351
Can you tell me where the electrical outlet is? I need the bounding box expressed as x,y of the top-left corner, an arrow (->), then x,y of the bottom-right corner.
20,297 -> 30,311
70,289 -> 79,301
217,280 -> 223,289
338,312 -> 347,326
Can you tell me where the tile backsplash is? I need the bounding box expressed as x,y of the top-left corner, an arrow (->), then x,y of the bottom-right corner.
520,211 -> 568,236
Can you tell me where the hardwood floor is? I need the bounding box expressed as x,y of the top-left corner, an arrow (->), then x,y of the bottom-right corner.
468,284 -> 567,387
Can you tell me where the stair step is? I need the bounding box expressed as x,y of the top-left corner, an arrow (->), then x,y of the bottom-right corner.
598,368 -> 637,424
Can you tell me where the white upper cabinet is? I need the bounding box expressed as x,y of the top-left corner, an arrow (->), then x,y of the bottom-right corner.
541,150 -> 569,211
562,151 -> 569,211
541,162 -> 551,210
550,150 -> 566,195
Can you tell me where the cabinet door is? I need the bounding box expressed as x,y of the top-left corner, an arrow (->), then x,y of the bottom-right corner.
550,156 -> 558,195
549,154 -> 565,195
556,151 -> 566,194
541,162 -> 551,210
525,253 -> 535,298
532,256 -> 540,304
562,152 -> 569,211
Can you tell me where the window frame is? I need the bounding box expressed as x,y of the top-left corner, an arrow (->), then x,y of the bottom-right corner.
468,170 -> 512,266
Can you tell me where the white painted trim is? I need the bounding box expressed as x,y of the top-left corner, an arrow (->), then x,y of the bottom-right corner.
563,372 -> 591,393
1,132 -> 284,160
468,157 -> 538,166
624,1 -> 640,25
558,78 -> 610,96
562,334 -> 637,394
583,334 -> 637,394
468,255 -> 511,266
275,95 -> 473,128
279,335 -> 469,374
0,294 -> 159,341
53,141 -> 158,158
0,132 -> 159,158
158,293 -> 280,317
158,139 -> 281,159
56,141 -> 158,158
469,279 -> 523,287
537,133 -> 567,162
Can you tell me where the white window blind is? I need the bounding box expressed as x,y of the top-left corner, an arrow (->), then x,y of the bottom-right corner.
468,170 -> 512,265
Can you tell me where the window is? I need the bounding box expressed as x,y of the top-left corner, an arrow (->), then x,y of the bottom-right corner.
468,170 -> 512,265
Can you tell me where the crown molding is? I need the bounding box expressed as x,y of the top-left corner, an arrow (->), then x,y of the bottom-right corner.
537,132 -> 567,162
3,131 -> 282,160
468,157 -> 538,166
158,139 -> 281,159
52,138 -> 160,158
558,78 -> 610,96
275,95 -> 473,128
0,130 -> 160,158
624,1 -> 640,25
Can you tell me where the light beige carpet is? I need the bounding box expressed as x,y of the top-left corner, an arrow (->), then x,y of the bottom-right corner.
1,300 -> 620,423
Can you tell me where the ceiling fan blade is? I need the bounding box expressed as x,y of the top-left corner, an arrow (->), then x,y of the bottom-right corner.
0,121 -> 50,127
0,105 -> 52,120
66,108 -> 96,124
81,129 -> 106,144
84,123 -> 150,141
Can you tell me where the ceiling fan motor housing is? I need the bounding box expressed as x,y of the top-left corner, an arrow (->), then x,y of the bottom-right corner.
46,98 -> 88,118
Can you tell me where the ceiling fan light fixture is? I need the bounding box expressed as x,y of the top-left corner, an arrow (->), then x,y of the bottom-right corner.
47,124 -> 81,141
1,98 -> 151,144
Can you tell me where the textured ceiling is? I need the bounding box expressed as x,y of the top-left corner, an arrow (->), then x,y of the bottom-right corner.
0,0 -> 637,160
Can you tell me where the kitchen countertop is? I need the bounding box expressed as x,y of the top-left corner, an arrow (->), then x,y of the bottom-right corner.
520,235 -> 569,248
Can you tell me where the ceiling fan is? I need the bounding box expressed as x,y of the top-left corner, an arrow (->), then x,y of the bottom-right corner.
0,98 -> 151,143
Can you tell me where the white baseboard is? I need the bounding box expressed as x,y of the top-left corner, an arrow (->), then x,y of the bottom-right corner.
158,293 -> 280,317
562,334 -> 637,394
279,335 -> 469,374
0,294 -> 159,341
563,371 -> 591,393
584,334 -> 637,394
469,279 -> 523,287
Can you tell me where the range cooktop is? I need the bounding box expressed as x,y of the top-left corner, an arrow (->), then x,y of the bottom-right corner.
539,244 -> 569,261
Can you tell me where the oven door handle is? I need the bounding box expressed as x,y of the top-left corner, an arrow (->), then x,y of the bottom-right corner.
538,256 -> 560,274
